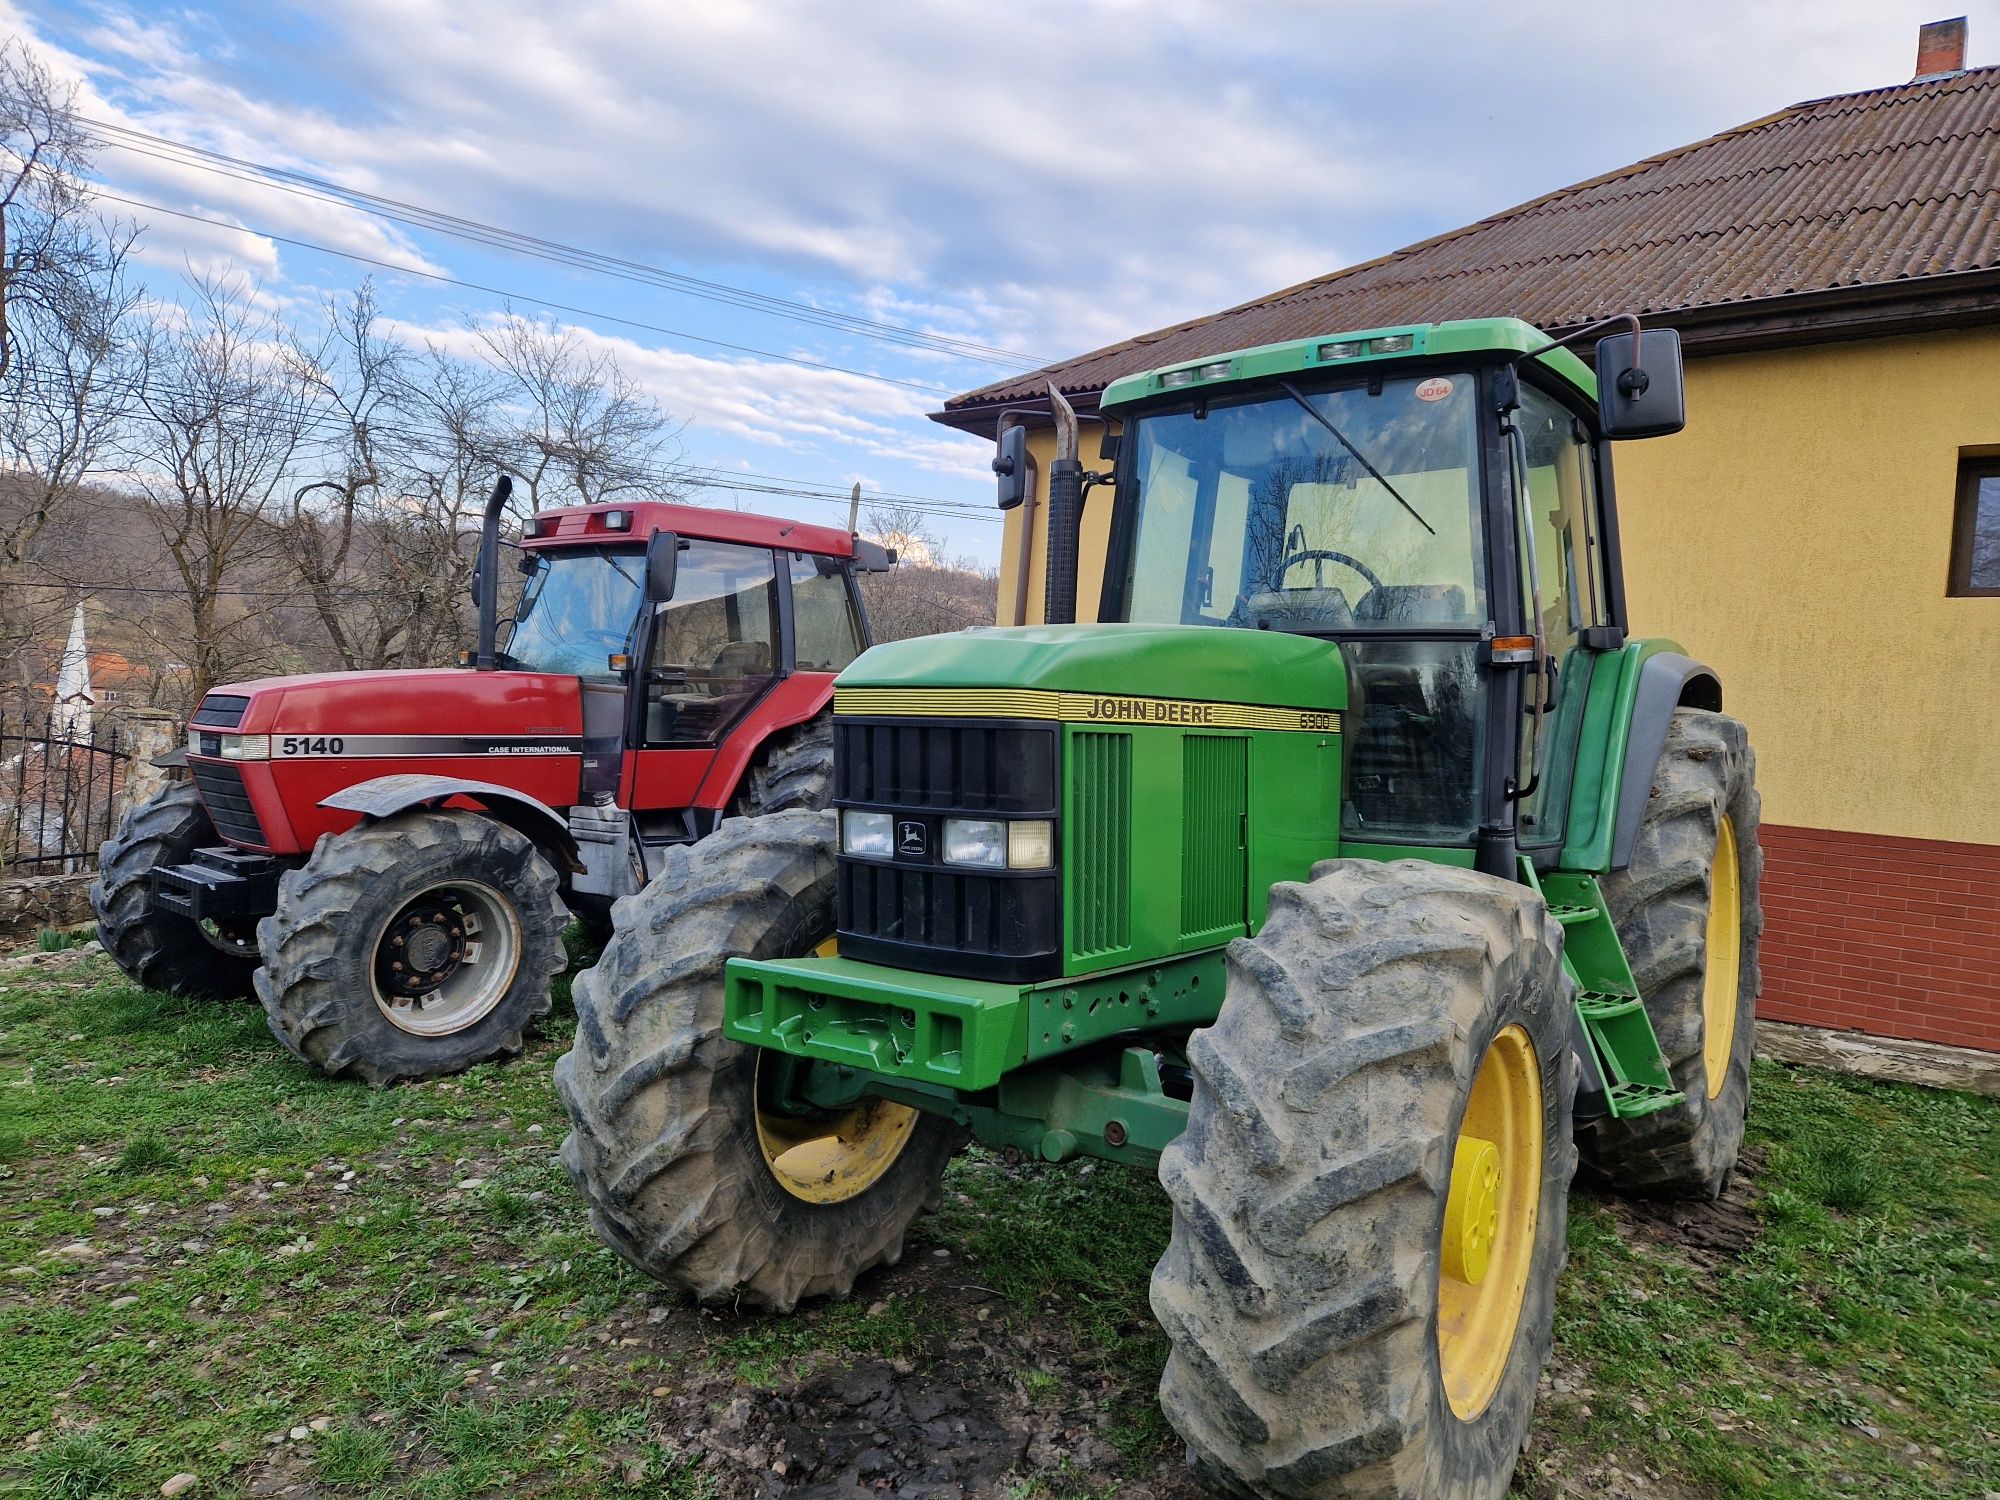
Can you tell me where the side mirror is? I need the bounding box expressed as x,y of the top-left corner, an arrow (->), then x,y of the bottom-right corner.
994,423 -> 1030,510
1596,328 -> 1685,439
646,530 -> 680,600
851,537 -> 896,572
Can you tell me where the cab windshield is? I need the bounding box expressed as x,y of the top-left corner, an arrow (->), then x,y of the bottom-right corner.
503,547 -> 644,677
1114,371 -> 1484,632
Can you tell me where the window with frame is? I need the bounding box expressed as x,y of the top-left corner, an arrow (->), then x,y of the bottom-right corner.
1950,457 -> 2000,596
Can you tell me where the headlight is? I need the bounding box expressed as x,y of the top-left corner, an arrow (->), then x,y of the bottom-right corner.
1006,820 -> 1055,869
942,818 -> 1006,869
190,731 -> 269,760
841,810 -> 893,857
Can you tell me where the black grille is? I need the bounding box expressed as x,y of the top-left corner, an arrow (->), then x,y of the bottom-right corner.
835,719 -> 1057,814
190,760 -> 267,846
190,694 -> 250,729
835,718 -> 1060,983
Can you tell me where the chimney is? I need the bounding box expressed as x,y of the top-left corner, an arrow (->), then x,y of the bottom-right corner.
1915,16 -> 1968,79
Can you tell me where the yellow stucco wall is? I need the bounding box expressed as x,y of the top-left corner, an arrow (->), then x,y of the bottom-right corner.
989,327 -> 2000,844
1615,328 -> 2000,845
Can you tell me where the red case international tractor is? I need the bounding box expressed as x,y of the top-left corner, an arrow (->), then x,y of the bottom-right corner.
556,318 -> 1763,1499
92,482 -> 892,1084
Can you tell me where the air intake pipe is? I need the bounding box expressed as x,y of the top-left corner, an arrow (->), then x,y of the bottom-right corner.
471,474 -> 513,671
1042,382 -> 1084,625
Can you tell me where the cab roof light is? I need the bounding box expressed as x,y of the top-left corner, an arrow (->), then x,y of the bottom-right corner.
1161,358 -> 1236,390
1316,333 -> 1419,361
601,510 -> 633,531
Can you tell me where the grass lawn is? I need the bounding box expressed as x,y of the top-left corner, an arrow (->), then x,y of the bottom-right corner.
1,938 -> 1994,1499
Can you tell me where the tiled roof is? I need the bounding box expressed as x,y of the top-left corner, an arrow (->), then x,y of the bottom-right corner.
942,65 -> 2000,419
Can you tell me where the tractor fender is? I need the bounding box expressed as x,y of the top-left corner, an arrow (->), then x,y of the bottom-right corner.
691,673 -> 835,809
320,775 -> 583,873
1608,652 -> 1723,871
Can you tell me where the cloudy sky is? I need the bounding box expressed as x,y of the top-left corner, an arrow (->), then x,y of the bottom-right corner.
13,0 -> 1996,562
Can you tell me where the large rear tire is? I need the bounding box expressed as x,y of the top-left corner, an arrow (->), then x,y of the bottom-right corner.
1578,708 -> 1762,1199
554,810 -> 962,1312
90,782 -> 259,999
1150,860 -> 1575,1500
255,812 -> 566,1086
735,713 -> 834,815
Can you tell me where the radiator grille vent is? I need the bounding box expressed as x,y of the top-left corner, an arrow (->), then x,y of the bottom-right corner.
190,695 -> 249,729
190,760 -> 266,846
1181,735 -> 1247,942
1069,731 -> 1131,960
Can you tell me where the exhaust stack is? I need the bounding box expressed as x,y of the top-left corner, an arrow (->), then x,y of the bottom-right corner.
1042,382 -> 1084,625
472,475 -> 513,671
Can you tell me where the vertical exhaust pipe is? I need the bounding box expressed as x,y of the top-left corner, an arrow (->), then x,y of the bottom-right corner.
472,474 -> 513,671
1042,382 -> 1084,625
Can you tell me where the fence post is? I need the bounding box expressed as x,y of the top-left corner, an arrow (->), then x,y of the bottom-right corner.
116,709 -> 183,822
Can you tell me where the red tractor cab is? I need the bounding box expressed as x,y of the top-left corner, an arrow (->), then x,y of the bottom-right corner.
92,482 -> 893,1084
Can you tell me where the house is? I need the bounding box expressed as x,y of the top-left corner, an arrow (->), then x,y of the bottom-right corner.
930,20 -> 2000,1054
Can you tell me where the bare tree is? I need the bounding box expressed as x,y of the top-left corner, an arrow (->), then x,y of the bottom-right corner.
856,503 -> 995,642
0,39 -> 109,383
278,280 -> 422,670
475,312 -> 685,509
0,42 -> 150,701
128,272 -> 317,704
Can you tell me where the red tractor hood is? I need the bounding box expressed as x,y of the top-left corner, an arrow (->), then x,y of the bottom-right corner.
215,668 -> 584,744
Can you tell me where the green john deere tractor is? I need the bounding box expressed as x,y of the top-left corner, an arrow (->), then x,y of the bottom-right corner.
555,316 -> 1762,1499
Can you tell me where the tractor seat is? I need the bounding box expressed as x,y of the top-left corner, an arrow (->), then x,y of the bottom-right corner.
1352,584 -> 1472,626
708,640 -> 771,682
1243,587 -> 1353,632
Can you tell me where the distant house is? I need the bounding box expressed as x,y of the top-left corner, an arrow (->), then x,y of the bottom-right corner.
933,23 -> 2000,1054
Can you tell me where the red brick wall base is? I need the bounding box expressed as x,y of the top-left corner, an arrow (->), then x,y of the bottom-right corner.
1757,823 -> 1999,1052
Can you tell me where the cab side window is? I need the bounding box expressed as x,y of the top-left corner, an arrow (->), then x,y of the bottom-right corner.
645,541 -> 779,744
789,553 -> 865,672
1514,384 -> 1605,845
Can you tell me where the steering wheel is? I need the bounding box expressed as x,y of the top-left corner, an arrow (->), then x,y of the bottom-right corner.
1273,548 -> 1384,593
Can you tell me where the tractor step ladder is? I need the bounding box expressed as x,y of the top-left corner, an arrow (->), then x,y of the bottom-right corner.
1522,863 -> 1683,1119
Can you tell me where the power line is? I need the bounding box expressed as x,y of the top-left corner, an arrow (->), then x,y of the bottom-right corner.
93,192 -> 961,398
3,366 -> 1001,525
78,115 -> 1048,371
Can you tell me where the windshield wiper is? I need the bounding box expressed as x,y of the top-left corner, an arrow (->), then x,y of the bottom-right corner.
1277,380 -> 1435,536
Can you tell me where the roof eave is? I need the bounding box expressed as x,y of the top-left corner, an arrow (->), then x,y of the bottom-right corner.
927,267 -> 2000,435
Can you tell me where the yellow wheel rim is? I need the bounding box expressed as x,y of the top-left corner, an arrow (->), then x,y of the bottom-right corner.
1701,815 -> 1743,1099
1437,1024 -> 1542,1421
751,936 -> 920,1205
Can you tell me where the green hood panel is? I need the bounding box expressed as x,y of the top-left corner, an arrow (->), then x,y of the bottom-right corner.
839,624 -> 1347,712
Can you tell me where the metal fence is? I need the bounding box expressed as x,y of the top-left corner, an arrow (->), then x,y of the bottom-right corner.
1,713 -> 134,873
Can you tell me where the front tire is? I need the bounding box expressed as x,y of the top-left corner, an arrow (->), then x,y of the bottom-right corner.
255,812 -> 566,1085
1150,860 -> 1575,1500
1578,709 -> 1762,1199
554,810 -> 962,1312
91,782 -> 259,999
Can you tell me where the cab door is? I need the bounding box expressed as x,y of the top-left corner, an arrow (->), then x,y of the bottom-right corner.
1511,382 -> 1612,851
626,540 -> 782,812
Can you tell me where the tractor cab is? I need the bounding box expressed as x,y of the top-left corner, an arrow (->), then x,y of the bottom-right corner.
1094,316 -> 1687,876
496,500 -> 891,844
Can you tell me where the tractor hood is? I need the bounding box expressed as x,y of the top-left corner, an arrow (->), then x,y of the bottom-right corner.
199,667 -> 585,744
834,624 -> 1347,713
